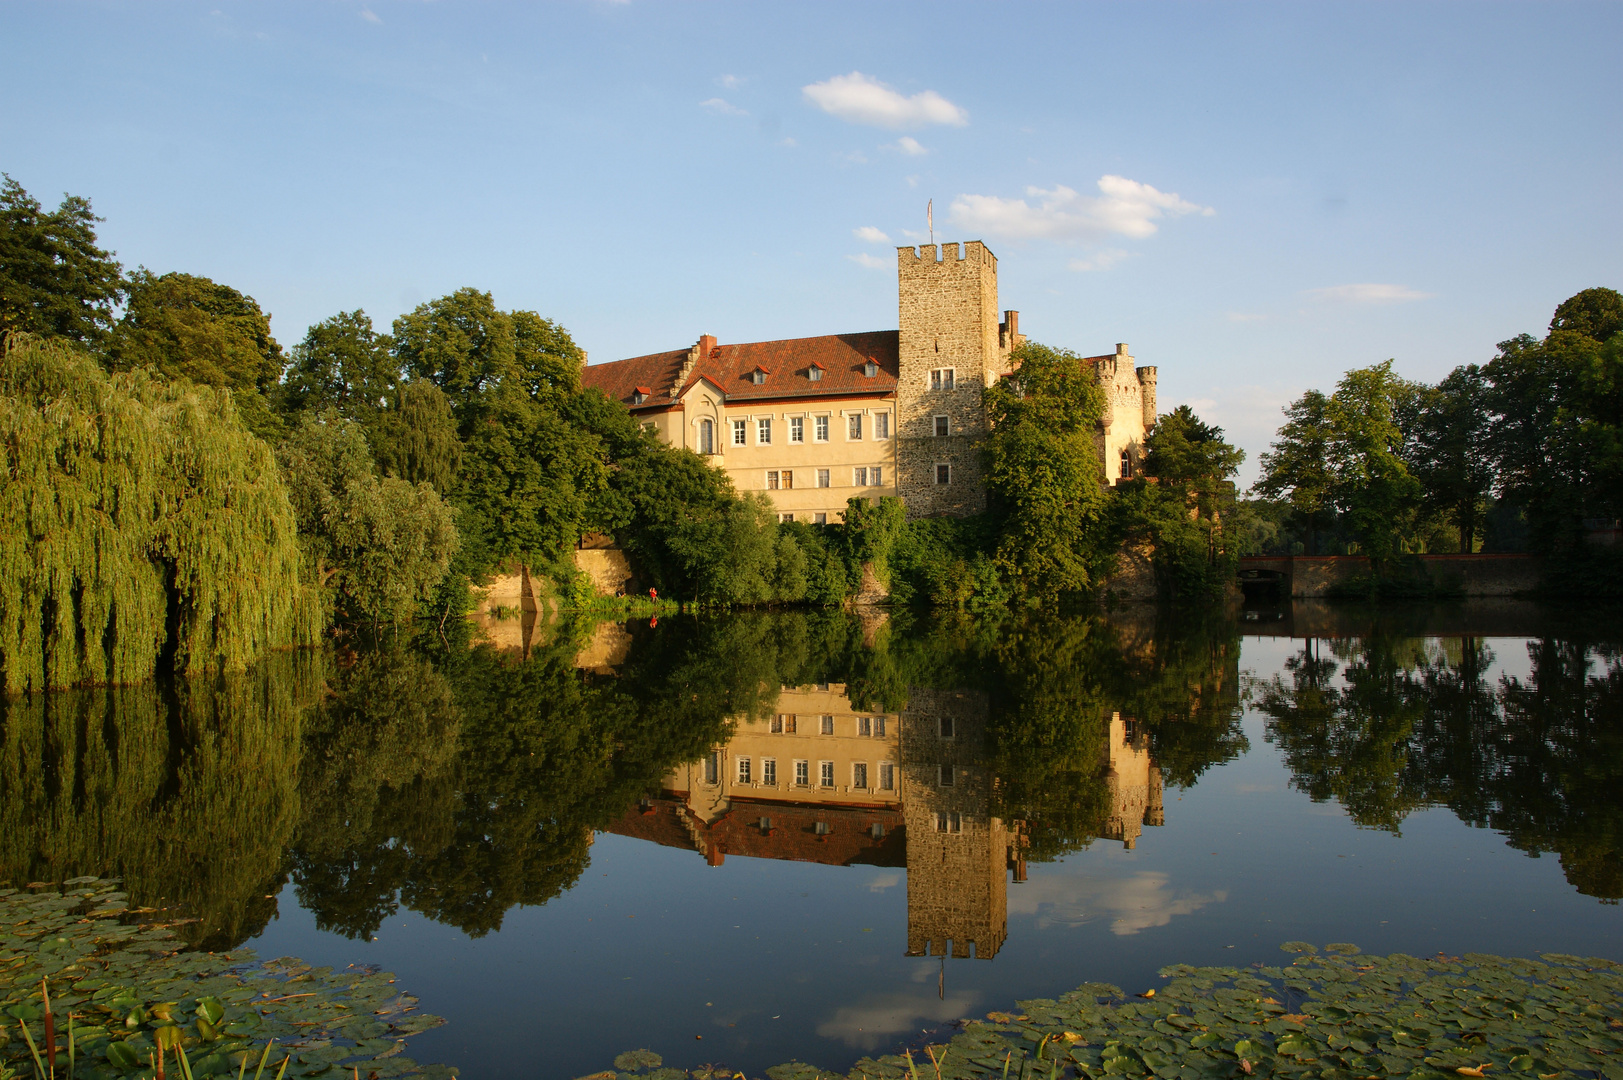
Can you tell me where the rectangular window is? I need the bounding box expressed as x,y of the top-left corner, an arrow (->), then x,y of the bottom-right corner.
875,413 -> 890,440
819,760 -> 835,787
848,414 -> 863,440
871,822 -> 886,839
781,470 -> 793,490
817,469 -> 830,488
705,751 -> 719,784
930,368 -> 956,391
732,419 -> 747,446
814,820 -> 831,835
935,463 -> 951,485
935,811 -> 962,833
771,714 -> 784,734
874,717 -> 886,738
939,764 -> 955,787
737,757 -> 752,784
820,714 -> 834,735
759,816 -> 772,832
757,418 -> 772,445
853,762 -> 869,789
814,415 -> 829,442
785,715 -> 798,734
767,471 -> 779,490
939,716 -> 955,738
780,513 -> 794,523
879,762 -> 895,790
814,512 -> 827,525
871,466 -> 883,486
763,758 -> 777,786
854,467 -> 868,487
794,759 -> 809,786
934,415 -> 950,437
790,416 -> 804,443
858,717 -> 872,737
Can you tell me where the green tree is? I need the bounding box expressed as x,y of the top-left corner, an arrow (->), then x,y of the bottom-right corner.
368,379 -> 464,493
0,175 -> 124,346
983,342 -> 1109,599
1131,406 -> 1246,600
107,269 -> 287,440
1405,365 -> 1496,552
1255,389 -> 1335,554
281,308 -> 400,418
277,414 -> 460,624
0,334 -> 319,692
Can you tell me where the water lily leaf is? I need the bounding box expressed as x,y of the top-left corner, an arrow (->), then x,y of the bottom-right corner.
614,1050 -> 663,1071
196,995 -> 225,1025
106,1041 -> 141,1067
5,1004 -> 41,1021
1281,943 -> 1318,955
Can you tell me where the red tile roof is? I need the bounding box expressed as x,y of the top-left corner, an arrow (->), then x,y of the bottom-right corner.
581,330 -> 899,411
601,795 -> 906,868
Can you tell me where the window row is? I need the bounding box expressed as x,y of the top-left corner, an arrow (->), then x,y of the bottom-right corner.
727,756 -> 896,791
769,714 -> 890,736
721,413 -> 891,448
754,817 -> 890,840
751,359 -> 882,385
764,467 -> 884,490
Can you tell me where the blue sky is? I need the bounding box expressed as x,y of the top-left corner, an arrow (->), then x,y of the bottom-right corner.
4,1 -> 1619,482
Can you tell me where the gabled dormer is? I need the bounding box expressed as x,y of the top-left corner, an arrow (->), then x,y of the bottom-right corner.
749,365 -> 771,386
631,385 -> 654,405
806,361 -> 826,383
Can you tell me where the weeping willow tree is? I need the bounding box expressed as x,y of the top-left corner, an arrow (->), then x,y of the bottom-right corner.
0,333 -> 320,693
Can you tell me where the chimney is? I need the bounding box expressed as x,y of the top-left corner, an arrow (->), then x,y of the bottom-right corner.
699,334 -> 717,355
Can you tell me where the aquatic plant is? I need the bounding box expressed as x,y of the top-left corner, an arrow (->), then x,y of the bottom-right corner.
0,880 -> 454,1079
0,334 -> 320,693
596,943 -> 1623,1080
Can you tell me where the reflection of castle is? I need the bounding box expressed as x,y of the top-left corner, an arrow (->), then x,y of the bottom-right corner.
605,686 -> 1163,961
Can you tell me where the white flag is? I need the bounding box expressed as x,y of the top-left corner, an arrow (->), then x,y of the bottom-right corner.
927,198 -> 933,239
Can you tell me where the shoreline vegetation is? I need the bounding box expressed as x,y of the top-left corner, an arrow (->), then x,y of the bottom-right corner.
587,944 -> 1623,1080
0,879 -> 454,1079
3,175 -> 1623,691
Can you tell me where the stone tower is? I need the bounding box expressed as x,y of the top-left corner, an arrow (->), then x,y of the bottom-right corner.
895,242 -> 1018,518
900,688 -> 1012,960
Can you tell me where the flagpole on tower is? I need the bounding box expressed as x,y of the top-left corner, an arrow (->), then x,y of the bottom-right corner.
927,199 -> 933,246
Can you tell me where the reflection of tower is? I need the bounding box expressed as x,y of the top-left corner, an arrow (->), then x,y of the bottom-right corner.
1103,712 -> 1164,849
899,689 -> 1018,960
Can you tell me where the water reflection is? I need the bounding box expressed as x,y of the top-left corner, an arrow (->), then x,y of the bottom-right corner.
1252,626 -> 1623,900
0,602 -> 1619,965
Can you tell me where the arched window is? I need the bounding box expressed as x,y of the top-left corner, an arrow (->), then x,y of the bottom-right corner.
1120,448 -> 1132,478
699,418 -> 714,455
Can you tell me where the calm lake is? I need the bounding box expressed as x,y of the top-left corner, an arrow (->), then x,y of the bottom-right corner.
3,601 -> 1621,1079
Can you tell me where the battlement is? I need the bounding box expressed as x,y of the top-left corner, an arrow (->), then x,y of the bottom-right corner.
898,240 -> 995,271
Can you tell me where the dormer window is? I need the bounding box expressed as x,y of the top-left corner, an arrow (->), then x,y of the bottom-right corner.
807,364 -> 824,382
751,366 -> 770,385
863,360 -> 878,377
631,385 -> 653,405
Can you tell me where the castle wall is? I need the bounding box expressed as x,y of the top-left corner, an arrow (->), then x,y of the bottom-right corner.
899,687 -> 1008,959
895,243 -> 1009,518
1093,347 -> 1154,482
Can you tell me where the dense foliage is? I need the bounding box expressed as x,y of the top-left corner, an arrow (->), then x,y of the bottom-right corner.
1253,288 -> 1623,582
0,334 -> 321,692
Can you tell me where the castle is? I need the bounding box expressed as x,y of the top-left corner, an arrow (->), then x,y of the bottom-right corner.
603,679 -> 1166,961
581,241 -> 1159,521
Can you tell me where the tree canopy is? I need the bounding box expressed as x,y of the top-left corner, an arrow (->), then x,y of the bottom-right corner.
0,175 -> 124,346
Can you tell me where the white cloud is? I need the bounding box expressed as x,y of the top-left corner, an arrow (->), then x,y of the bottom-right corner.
716,74 -> 742,89
892,136 -> 928,156
847,253 -> 889,269
1304,283 -> 1433,304
836,150 -> 869,165
950,176 -> 1214,242
778,137 -> 797,148
853,226 -> 891,244
1069,248 -> 1130,272
360,7 -> 381,23
817,991 -> 979,1049
700,97 -> 747,117
866,871 -> 902,892
802,72 -> 968,130
1007,871 -> 1226,936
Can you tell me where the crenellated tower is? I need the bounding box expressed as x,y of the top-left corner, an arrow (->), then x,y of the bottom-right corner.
895,242 -> 1014,517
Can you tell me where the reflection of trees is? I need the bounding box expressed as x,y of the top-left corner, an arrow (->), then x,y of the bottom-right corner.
1255,633 -> 1623,900
0,652 -> 319,947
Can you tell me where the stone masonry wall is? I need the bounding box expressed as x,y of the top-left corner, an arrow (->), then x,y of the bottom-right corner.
900,688 -> 1008,959
895,242 -> 1005,517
